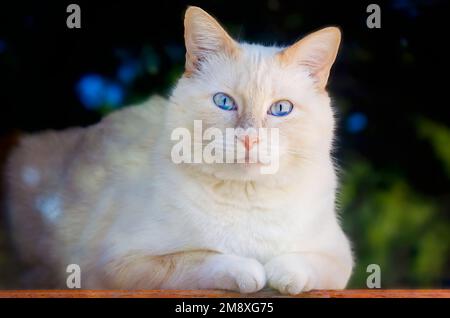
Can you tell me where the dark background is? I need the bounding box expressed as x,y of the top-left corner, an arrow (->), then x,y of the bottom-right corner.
0,0 -> 449,288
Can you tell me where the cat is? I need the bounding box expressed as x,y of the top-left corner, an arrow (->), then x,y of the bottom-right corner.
4,6 -> 353,294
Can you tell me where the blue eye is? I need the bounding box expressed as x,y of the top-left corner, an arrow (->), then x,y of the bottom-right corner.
213,93 -> 237,111
268,100 -> 293,117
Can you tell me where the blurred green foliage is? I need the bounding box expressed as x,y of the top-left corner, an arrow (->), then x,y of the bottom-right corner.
342,118 -> 450,287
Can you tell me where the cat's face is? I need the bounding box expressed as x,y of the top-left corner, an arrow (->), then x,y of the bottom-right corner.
168,7 -> 340,181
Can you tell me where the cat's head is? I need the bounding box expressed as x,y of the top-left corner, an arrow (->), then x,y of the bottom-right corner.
168,7 -> 340,182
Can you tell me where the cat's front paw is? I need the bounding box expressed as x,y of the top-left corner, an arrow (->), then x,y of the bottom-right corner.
265,254 -> 318,295
207,255 -> 266,293
225,258 -> 266,293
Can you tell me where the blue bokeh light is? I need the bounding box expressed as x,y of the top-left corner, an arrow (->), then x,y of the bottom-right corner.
117,60 -> 141,84
76,74 -> 125,110
104,83 -> 125,108
76,74 -> 105,109
0,39 -> 7,54
346,112 -> 368,133
392,0 -> 419,18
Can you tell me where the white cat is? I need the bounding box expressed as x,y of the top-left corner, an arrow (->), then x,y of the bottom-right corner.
5,6 -> 353,294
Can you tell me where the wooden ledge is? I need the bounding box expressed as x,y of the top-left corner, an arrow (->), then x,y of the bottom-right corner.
0,289 -> 449,298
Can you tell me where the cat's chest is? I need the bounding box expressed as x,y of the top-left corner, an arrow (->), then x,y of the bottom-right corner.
136,173 -> 328,262
180,195 -> 315,262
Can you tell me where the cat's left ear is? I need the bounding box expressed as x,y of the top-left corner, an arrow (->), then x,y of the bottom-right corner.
278,27 -> 341,89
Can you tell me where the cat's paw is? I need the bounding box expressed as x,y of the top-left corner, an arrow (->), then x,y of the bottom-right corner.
265,254 -> 318,295
207,255 -> 266,293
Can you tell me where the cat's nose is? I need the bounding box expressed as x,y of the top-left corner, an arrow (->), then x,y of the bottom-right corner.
242,135 -> 259,151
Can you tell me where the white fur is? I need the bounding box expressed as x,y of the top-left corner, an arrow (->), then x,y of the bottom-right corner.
6,7 -> 353,293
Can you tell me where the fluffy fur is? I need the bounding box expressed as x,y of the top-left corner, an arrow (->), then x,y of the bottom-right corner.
4,7 -> 353,293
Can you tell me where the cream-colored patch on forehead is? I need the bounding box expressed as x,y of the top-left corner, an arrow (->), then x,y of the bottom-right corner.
221,43 -> 314,118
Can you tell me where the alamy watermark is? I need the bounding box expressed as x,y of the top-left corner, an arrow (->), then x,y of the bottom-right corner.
366,264 -> 381,288
66,4 -> 81,29
66,264 -> 81,289
170,120 -> 280,174
366,4 -> 381,29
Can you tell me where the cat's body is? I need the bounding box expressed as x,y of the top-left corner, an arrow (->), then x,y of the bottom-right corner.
4,7 -> 353,293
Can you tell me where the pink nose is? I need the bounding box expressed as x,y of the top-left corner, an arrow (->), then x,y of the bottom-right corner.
242,135 -> 259,151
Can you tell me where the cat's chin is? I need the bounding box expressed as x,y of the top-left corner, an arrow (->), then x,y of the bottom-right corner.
198,162 -> 279,182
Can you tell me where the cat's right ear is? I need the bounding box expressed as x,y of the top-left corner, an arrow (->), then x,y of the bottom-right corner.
184,6 -> 239,76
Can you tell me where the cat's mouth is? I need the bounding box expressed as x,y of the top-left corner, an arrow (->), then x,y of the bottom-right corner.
240,150 -> 273,165
239,154 -> 272,166
241,162 -> 270,168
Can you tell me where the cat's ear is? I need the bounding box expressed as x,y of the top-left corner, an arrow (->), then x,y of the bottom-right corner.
278,27 -> 341,89
184,6 -> 239,75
